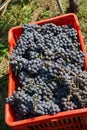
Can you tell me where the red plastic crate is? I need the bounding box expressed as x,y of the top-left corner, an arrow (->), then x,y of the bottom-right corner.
5,13 -> 87,130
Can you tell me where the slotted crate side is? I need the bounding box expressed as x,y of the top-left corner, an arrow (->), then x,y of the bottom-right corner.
11,115 -> 86,130
5,13 -> 87,130
29,116 -> 84,130
81,116 -> 87,130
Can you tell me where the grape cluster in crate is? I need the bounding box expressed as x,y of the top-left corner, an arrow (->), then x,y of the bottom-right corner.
6,23 -> 87,121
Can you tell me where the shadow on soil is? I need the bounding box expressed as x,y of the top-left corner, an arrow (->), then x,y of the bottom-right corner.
0,74 -> 11,130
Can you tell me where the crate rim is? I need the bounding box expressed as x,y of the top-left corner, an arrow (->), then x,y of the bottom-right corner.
5,104 -> 87,127
8,13 -> 80,47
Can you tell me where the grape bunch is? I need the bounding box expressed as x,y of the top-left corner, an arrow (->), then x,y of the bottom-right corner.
6,23 -> 87,121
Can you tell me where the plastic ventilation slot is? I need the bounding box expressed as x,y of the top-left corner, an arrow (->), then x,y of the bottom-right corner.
29,116 -> 84,130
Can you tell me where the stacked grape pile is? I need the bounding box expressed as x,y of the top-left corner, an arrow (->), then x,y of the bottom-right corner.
6,23 -> 87,121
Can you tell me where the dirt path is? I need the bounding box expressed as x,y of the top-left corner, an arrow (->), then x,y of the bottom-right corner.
0,57 -> 9,78
31,7 -> 44,22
